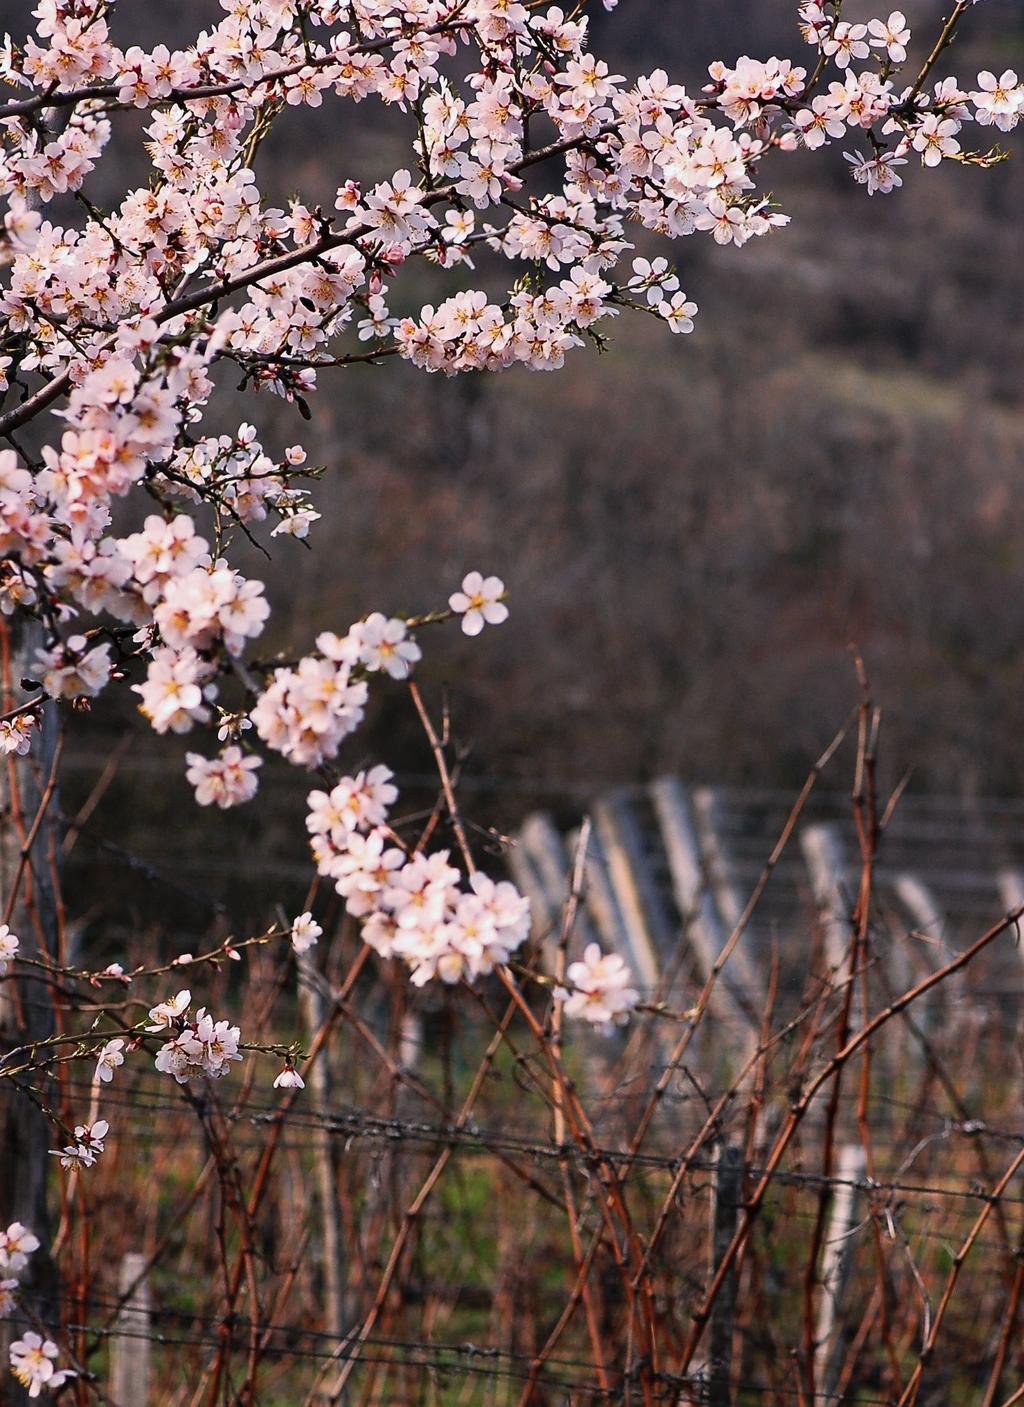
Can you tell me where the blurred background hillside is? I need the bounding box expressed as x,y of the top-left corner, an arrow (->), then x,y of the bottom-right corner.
223,0 -> 1024,792
49,1 -> 1024,929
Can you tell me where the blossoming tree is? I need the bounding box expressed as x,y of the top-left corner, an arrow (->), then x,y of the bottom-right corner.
0,0 -> 1020,1398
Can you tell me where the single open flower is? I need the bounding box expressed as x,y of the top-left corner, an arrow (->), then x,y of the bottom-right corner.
449,572 -> 509,636
274,1066 -> 305,1089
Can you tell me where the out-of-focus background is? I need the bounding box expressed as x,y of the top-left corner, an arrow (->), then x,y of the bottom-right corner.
56,0 -> 1023,935
268,1 -> 1024,789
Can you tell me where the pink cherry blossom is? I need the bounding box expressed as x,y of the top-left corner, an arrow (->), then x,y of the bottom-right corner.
449,573 -> 508,636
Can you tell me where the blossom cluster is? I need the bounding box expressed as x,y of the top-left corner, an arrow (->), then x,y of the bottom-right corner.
301,761 -> 639,1014
249,634 -> 370,771
0,1 -> 1007,432
558,944 -> 640,1027
0,0 -> 1011,818
306,764 -> 533,986
790,9 -> 1021,193
147,989 -> 243,1084
0,5 -> 1008,804
1,1223 -> 75,1397
49,1119 -> 109,1171
45,992 -> 241,1201
45,991 -> 238,1179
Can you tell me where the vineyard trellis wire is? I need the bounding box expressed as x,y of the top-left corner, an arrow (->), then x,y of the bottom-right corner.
8,678 -> 1024,1406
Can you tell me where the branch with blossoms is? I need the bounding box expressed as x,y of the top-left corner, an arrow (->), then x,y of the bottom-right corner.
1,0 -> 1017,801
0,576 -> 637,1168
0,0 -> 1020,1401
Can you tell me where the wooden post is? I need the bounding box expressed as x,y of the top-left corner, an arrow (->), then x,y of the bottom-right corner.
800,823 -> 853,980
110,1253 -> 150,1407
398,1009 -> 421,1073
997,870 -> 1024,924
691,788 -> 747,937
519,811 -> 571,969
707,1142 -> 743,1407
519,813 -> 596,966
893,873 -> 945,953
572,821 -> 631,956
892,873 -> 946,1046
509,812 -> 604,970
505,814 -> 562,963
651,778 -> 759,1046
0,620 -> 59,1397
995,873 -> 1024,1044
814,1145 -> 866,1402
296,952 -> 346,1341
591,792 -> 671,993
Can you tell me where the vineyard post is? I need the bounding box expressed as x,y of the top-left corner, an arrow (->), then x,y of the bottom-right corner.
0,618 -> 59,1401
297,949 -> 346,1342
708,1141 -> 743,1407
814,1144 -> 867,1401
110,1253 -> 151,1407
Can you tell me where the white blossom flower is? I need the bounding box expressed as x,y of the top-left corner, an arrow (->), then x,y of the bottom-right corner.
9,1333 -> 74,1398
273,1066 -> 305,1088
50,1143 -> 96,1170
659,292 -> 698,334
350,614 -> 422,680
868,12 -> 911,64
76,1119 -> 109,1154
216,712 -> 253,743
94,1038 -> 125,1083
185,746 -> 261,808
798,2 -> 831,47
291,912 -> 322,954
0,715 -> 34,756
558,943 -> 639,1026
843,149 -> 906,194
270,508 -> 321,539
822,22 -> 870,70
912,114 -> 961,166
972,69 -> 1023,131
0,1224 -> 40,1274
146,989 -> 191,1031
449,572 -> 509,636
0,925 -> 19,975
